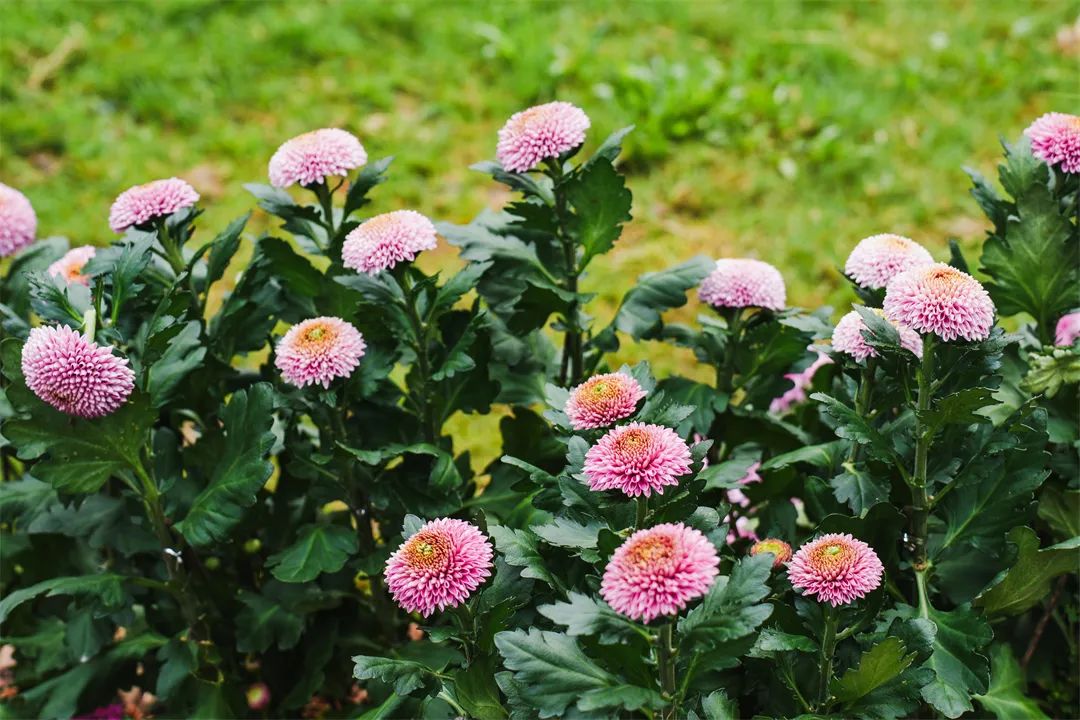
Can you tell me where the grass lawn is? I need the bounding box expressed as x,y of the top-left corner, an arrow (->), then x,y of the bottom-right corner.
2,1 -> 1076,380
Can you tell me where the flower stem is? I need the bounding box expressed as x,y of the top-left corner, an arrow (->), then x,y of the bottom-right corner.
546,158 -> 582,387
816,605 -> 839,708
910,335 -> 934,602
657,620 -> 678,718
81,307 -> 96,341
401,272 -> 438,444
847,362 -> 874,464
312,180 -> 337,250
716,308 -> 744,397
636,496 -> 649,530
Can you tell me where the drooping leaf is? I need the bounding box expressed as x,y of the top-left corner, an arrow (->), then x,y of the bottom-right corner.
352,654 -> 440,697
0,574 -> 130,624
602,256 -> 714,343
974,527 -> 1080,617
204,213 -> 249,287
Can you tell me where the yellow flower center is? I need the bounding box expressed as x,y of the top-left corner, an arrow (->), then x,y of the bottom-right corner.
628,535 -> 674,566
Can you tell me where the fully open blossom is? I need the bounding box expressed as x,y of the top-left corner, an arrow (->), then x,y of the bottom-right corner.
699,258 -> 785,311
769,350 -> 832,414
47,245 -> 96,286
22,325 -> 134,418
583,422 -> 692,498
0,183 -> 37,257
109,178 -> 199,233
750,538 -> 793,568
1055,312 -> 1080,346
883,263 -> 994,342
1024,112 -> 1080,173
844,234 -> 934,290
384,518 -> 493,617
269,128 -> 367,187
601,523 -> 719,622
342,210 -> 438,274
275,316 -> 366,389
832,308 -> 923,360
788,533 -> 884,606
564,372 -> 646,430
496,101 -> 590,173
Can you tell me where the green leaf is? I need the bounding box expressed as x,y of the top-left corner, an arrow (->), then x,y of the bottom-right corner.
343,156 -> 394,217
452,656 -> 509,720
1037,485 -> 1080,540
974,643 -> 1049,720
680,554 -> 773,649
811,392 -> 896,464
565,158 -> 632,268
974,527 -> 1080,617
606,256 -> 714,341
5,393 -> 154,493
268,523 -> 359,583
917,604 -> 992,718
204,212 -> 249,286
147,320 -> 206,407
176,384 -> 276,546
489,524 -> 558,590
587,125 -> 634,167
761,440 -> 845,471
0,574 -> 129,623
538,592 -> 643,640
532,518 -> 602,561
577,685 -> 664,713
701,689 -> 739,720
352,654 -> 439,696
235,591 -> 303,653
494,628 -> 619,718
830,467 -> 890,517
832,637 -> 916,705
919,387 -> 996,436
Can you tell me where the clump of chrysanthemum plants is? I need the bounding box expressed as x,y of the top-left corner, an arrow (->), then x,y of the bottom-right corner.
0,107 -> 1076,719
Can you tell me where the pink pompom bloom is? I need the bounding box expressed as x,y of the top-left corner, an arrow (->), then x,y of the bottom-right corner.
21,325 -> 135,418
698,259 -> 786,311
601,523 -> 720,623
750,538 -> 793,568
844,234 -> 934,290
269,128 -> 367,188
342,210 -> 438,275
583,422 -> 692,498
832,309 -> 923,360
47,245 -> 97,286
883,263 -> 995,342
1055,312 -> 1080,346
787,533 -> 884,606
496,101 -> 591,173
384,518 -> 494,617
1025,113 -> 1080,174
564,372 -> 646,430
275,316 -> 366,389
246,683 -> 270,711
0,183 -> 37,257
769,350 -> 832,414
109,178 -> 199,233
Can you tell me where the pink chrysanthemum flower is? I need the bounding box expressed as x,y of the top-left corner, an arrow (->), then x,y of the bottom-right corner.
832,309 -> 923,360
583,422 -> 692,498
384,518 -> 494,617
750,538 -> 793,568
883,263 -> 995,342
21,325 -> 134,418
564,372 -> 646,430
698,259 -> 786,311
1024,113 -> 1080,174
496,101 -> 591,173
1055,312 -> 1080,346
342,210 -> 438,275
275,316 -> 366,389
109,178 -> 199,234
601,523 -> 720,622
268,128 -> 367,188
844,234 -> 934,290
787,533 -> 884,606
769,350 -> 832,414
47,245 -> 97,286
0,183 -> 37,257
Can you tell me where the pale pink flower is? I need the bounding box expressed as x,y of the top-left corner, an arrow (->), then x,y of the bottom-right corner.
583,422 -> 692,498
384,518 -> 493,617
275,316 -> 365,389
1025,113 -> 1080,173
750,538 -> 793,568
832,309 -> 923,360
769,350 -> 833,414
564,372 -> 646,430
788,533 -> 884,606
21,325 -> 134,418
883,263 -> 994,342
109,178 -> 199,233
1055,312 -> 1080,346
269,128 -> 367,188
725,461 -> 762,508
698,259 -> 786,310
47,245 -> 96,286
496,101 -> 590,173
726,515 -> 758,546
601,523 -> 720,622
342,210 -> 438,275
0,183 -> 37,257
844,234 -> 934,290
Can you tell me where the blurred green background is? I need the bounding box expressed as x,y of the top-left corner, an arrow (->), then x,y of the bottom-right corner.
2,0 -> 1077,323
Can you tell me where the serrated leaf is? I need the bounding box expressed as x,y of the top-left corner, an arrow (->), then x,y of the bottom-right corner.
680,554 -> 773,649
811,392 -> 896,463
920,387 -> 996,436
830,467 -> 890,516
832,637 -> 916,705
176,384 -> 276,546
1038,485 -> 1080,540
761,440 -> 845,471
235,591 -> 303,653
701,689 -> 739,720
974,643 -> 1049,720
917,604 -> 992,718
147,320 -> 206,407
352,654 -> 439,696
343,156 -> 393,218
565,158 -> 632,268
489,525 -> 558,590
0,574 -> 130,623
974,526 -> 1080,617
605,256 -> 714,341
268,523 -> 359,583
538,592 -> 643,641
204,213 -> 249,286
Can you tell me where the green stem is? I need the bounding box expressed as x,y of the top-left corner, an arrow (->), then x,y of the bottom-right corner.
915,567 -> 932,620
81,307 -> 96,341
312,180 -> 336,250
910,336 -> 935,597
817,605 -> 839,708
636,496 -> 649,530
451,603 -> 475,664
716,309 -> 744,397
401,272 -> 438,444
657,620 -> 678,718
847,362 -> 874,464
437,691 -> 468,717
547,158 -> 582,387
